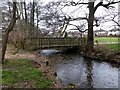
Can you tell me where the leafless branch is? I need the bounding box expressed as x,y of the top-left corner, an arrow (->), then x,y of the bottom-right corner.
94,0 -> 120,14
70,17 -> 88,21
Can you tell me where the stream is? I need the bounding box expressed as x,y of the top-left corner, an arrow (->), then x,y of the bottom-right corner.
40,49 -> 120,88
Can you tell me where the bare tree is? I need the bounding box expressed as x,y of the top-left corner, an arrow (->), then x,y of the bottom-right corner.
24,0 -> 27,24
58,0 -> 120,53
110,13 -> 120,27
2,1 -> 20,62
87,0 -> 120,52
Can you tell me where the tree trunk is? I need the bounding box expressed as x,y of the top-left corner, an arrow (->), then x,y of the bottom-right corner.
86,58 -> 93,88
20,2 -> 24,20
2,2 -> 18,63
87,1 -> 94,53
60,20 -> 69,37
36,6 -> 39,38
2,21 -> 17,62
24,0 -> 27,24
36,7 -> 39,30
2,33 -> 8,63
30,1 -> 35,37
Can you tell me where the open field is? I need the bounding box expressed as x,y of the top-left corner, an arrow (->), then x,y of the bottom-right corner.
94,37 -> 119,51
94,37 -> 119,43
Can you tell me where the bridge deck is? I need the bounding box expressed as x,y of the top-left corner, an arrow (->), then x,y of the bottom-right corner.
24,37 -> 86,50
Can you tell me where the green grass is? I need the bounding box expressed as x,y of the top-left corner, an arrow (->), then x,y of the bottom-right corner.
105,44 -> 120,51
94,37 -> 119,43
94,37 -> 119,51
2,70 -> 17,84
0,70 -> 2,85
2,59 -> 53,88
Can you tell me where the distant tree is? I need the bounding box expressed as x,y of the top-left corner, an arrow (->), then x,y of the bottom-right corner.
30,0 -> 35,28
24,0 -> 27,24
39,2 -> 64,34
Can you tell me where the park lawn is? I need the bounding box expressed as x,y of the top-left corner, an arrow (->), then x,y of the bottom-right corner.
2,58 -> 53,88
105,44 -> 120,51
94,37 -> 119,43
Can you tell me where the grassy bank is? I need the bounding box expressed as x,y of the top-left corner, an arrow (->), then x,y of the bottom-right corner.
105,44 -> 120,51
2,58 -> 53,88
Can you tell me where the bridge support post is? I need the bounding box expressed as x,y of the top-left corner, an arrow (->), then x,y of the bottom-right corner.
39,38 -> 42,50
47,37 -> 50,49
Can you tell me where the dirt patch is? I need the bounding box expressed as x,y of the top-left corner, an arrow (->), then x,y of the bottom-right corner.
4,44 -> 63,88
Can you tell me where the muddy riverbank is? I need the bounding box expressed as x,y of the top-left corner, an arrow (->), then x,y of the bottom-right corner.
80,46 -> 120,64
4,45 -> 63,88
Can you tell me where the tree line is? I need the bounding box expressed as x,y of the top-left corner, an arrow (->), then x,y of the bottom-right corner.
1,0 -> 120,62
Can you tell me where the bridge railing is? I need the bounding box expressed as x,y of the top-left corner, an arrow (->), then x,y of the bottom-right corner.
24,37 -> 86,50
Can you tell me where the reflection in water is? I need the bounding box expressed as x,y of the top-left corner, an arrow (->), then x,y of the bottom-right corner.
85,58 -> 93,88
54,55 -> 87,87
40,49 -> 61,56
51,54 -> 119,88
40,50 -> 119,88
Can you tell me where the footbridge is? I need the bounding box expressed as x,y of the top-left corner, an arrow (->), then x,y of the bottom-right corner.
24,37 -> 86,50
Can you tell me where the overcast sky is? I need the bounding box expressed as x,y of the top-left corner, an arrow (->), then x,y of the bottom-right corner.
40,0 -> 119,31
6,0 -> 119,31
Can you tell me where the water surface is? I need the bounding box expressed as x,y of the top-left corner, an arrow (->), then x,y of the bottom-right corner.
40,50 -> 119,88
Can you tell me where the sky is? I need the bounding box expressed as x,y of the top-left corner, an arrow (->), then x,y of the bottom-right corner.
40,0 -> 119,31
5,0 -> 119,31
